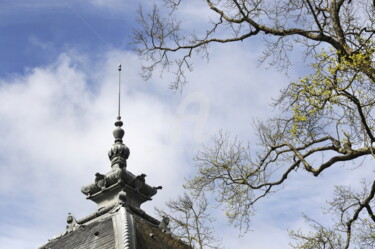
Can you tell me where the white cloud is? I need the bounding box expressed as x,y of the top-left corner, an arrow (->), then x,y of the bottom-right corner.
0,49 -> 198,248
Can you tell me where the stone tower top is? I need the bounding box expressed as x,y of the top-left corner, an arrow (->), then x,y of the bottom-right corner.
80,65 -> 161,209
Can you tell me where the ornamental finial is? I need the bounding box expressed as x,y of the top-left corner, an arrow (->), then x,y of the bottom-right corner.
108,65 -> 130,169
114,64 -> 124,142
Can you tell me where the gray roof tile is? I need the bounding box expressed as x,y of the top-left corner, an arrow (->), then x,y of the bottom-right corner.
134,217 -> 191,249
39,216 -> 115,249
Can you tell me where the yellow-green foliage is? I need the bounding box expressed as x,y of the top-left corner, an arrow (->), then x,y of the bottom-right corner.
288,46 -> 374,137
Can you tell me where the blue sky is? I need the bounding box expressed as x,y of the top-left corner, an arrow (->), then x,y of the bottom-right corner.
0,1 -> 135,77
0,1 -> 373,249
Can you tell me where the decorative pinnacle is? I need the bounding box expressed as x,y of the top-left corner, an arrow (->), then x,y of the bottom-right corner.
109,64 -> 130,169
114,64 -> 124,143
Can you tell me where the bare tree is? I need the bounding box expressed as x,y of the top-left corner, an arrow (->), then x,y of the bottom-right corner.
289,180 -> 375,249
134,0 -> 375,89
134,0 -> 375,247
156,193 -> 223,249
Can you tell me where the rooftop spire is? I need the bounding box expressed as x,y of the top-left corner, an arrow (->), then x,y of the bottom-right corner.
80,65 -> 162,209
108,65 -> 130,169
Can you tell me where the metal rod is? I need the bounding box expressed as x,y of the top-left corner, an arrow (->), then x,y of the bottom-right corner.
118,64 -> 121,119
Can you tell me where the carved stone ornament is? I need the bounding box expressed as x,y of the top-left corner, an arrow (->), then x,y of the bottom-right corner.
95,172 -> 107,190
81,169 -> 124,197
118,189 -> 128,205
66,213 -> 80,233
108,119 -> 130,169
130,174 -> 146,191
108,142 -> 130,169
110,189 -> 128,213
159,216 -> 171,233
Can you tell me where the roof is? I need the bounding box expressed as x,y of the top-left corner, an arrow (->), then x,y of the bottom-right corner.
39,217 -> 114,249
38,205 -> 191,249
134,218 -> 190,249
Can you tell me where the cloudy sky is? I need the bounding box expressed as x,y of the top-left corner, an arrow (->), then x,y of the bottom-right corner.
0,1 -> 373,248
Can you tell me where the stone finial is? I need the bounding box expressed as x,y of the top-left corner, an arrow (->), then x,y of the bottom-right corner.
82,66 -> 159,210
108,118 -> 130,169
108,65 -> 130,169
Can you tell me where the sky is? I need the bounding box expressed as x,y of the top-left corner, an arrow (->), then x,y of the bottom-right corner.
0,1 -> 373,249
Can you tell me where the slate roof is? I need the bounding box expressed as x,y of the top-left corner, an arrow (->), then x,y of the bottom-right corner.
39,216 -> 115,249
38,206 -> 191,249
135,217 -> 191,249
